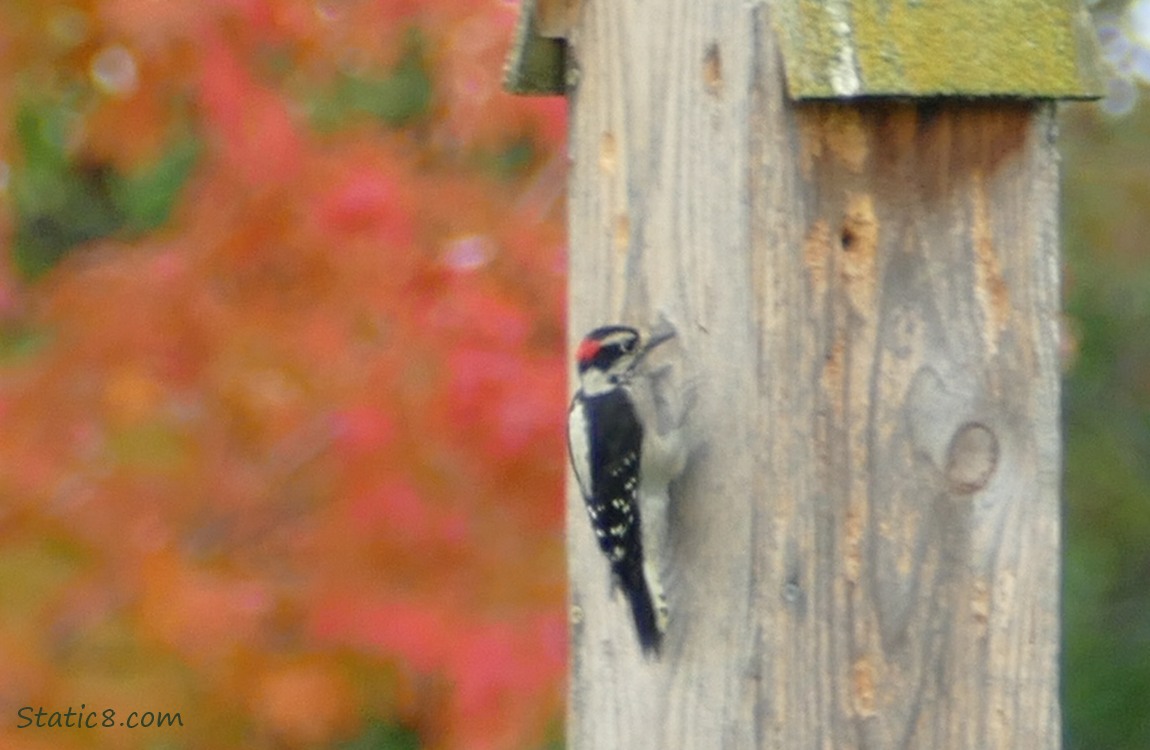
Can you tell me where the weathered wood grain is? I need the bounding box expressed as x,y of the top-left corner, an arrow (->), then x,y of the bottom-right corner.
566,2 -> 1062,748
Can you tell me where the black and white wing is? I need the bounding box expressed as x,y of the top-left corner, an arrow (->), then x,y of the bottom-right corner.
566,392 -> 594,503
566,387 -> 663,654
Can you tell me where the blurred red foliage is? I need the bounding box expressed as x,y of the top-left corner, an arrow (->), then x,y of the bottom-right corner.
0,1 -> 568,748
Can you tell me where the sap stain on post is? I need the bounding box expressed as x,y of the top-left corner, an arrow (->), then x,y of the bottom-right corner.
840,192 -> 878,314
612,214 -> 630,255
803,219 -> 831,301
703,42 -> 723,95
824,107 -> 869,173
851,657 -> 877,718
796,105 -> 870,177
970,169 -> 1010,356
599,131 -> 617,175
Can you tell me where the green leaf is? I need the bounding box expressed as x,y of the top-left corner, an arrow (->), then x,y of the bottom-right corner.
12,161 -> 123,279
8,99 -> 199,279
337,720 -> 420,750
111,136 -> 200,232
310,30 -> 432,130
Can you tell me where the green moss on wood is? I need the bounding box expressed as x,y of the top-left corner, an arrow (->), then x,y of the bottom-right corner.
776,0 -> 1102,100
503,0 -> 567,96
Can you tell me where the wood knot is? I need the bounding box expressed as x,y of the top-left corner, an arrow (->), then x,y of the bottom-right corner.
945,422 -> 999,493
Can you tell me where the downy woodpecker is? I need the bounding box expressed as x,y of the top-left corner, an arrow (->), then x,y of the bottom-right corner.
567,324 -> 684,655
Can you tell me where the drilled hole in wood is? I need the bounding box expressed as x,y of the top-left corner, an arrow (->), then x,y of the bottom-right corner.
840,226 -> 856,251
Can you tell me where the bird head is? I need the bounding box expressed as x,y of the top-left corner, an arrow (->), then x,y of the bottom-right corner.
575,325 -> 674,392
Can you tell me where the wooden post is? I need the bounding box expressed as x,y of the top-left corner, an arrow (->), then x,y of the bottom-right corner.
502,1 -> 1101,747
565,7 -> 1069,750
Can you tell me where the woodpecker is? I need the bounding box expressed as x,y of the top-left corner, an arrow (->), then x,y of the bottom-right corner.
567,323 -> 684,655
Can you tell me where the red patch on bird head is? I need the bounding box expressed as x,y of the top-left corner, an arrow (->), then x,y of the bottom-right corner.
576,337 -> 602,365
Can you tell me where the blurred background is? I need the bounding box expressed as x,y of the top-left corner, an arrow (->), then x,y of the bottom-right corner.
0,1 -> 1144,748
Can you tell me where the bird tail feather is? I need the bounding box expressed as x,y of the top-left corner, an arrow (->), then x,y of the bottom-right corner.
614,559 -> 665,656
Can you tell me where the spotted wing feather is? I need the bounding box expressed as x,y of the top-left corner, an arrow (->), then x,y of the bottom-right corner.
567,387 -> 662,654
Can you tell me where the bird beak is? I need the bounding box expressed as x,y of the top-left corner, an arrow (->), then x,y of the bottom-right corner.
630,327 -> 676,372
643,329 -> 676,352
